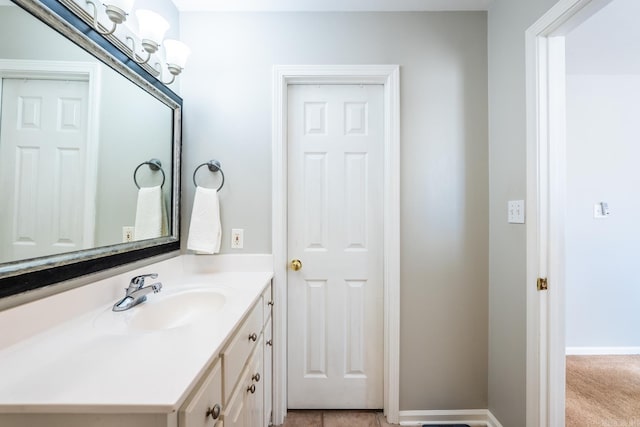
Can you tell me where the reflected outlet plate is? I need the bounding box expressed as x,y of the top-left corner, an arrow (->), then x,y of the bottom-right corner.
508,200 -> 525,224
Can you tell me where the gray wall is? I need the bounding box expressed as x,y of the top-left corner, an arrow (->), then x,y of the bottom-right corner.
565,74 -> 640,349
487,0 -> 558,425
565,0 -> 640,76
179,11 -> 488,411
135,0 -> 180,41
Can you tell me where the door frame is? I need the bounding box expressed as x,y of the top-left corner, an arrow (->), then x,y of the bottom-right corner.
525,1 -> 612,426
272,64 -> 400,425
0,59 -> 102,249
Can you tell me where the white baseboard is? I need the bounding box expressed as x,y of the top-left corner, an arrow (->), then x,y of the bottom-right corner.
486,410 -> 504,427
566,346 -> 640,355
398,409 -> 503,427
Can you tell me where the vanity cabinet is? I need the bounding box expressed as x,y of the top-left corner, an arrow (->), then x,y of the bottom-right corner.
179,282 -> 273,427
220,283 -> 272,427
222,295 -> 264,403
264,318 -> 273,427
262,284 -> 273,427
224,335 -> 264,427
0,279 -> 273,427
179,358 -> 223,427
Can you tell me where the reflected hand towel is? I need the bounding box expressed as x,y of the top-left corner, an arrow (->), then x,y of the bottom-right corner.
134,185 -> 167,240
187,186 -> 221,254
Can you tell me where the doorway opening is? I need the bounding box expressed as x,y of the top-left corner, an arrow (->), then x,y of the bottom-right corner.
526,0 -> 640,425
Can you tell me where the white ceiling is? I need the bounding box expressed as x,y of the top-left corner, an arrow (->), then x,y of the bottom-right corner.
566,0 -> 640,74
170,0 -> 494,12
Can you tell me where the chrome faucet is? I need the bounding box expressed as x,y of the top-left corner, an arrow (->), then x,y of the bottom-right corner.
112,273 -> 162,312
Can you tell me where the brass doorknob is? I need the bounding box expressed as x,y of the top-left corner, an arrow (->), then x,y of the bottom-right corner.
289,259 -> 302,271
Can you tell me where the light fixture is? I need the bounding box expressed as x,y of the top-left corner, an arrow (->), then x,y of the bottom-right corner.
162,39 -> 191,85
85,0 -> 134,35
83,1 -> 190,86
126,9 -> 170,65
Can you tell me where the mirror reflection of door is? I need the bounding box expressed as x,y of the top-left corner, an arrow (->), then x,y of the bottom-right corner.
0,77 -> 90,263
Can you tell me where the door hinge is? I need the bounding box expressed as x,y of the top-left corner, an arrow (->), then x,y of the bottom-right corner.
537,277 -> 548,291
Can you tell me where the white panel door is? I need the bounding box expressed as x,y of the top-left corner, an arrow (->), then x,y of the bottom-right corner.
287,84 -> 384,409
0,78 -> 89,262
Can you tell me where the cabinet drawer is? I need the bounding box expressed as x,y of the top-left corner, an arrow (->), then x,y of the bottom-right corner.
222,297 -> 263,402
222,363 -> 251,427
262,283 -> 273,326
223,336 -> 264,427
179,358 -> 223,427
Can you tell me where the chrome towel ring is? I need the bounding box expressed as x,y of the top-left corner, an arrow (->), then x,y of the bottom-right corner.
193,160 -> 225,192
133,158 -> 166,189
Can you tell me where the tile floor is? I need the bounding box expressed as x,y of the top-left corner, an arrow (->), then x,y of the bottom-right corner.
277,410 -> 399,427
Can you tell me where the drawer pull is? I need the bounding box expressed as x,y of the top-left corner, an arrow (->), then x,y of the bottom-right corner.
266,339 -> 273,346
267,300 -> 274,307
248,333 -> 258,342
247,384 -> 256,394
252,372 -> 261,382
206,403 -> 221,420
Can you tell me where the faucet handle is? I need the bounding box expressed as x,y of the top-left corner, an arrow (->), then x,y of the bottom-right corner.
130,273 -> 159,287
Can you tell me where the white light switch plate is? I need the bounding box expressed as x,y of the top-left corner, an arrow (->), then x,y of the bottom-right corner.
508,200 -> 525,224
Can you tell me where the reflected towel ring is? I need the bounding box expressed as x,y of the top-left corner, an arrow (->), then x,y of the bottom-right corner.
193,160 -> 224,192
134,159 -> 166,189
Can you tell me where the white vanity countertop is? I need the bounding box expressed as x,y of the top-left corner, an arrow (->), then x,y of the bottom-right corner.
0,269 -> 273,414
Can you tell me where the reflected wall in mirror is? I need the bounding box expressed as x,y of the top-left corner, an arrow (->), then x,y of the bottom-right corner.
0,0 -> 181,298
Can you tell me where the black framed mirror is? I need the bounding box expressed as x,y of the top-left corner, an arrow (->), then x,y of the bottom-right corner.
0,0 -> 182,299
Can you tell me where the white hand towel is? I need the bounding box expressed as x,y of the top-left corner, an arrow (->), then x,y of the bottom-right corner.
187,186 -> 222,254
134,186 -> 168,240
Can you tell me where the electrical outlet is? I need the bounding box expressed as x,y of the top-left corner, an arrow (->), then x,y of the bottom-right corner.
122,226 -> 135,242
231,229 -> 244,249
508,200 -> 525,224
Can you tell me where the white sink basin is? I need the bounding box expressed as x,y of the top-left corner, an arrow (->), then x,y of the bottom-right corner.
128,288 -> 226,331
94,287 -> 227,333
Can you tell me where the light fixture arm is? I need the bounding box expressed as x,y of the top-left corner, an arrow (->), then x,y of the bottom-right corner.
126,36 -> 152,65
162,73 -> 177,85
161,63 -> 183,85
85,0 -> 119,35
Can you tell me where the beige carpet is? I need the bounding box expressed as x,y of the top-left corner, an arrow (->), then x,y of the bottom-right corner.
279,411 -> 389,427
566,355 -> 640,427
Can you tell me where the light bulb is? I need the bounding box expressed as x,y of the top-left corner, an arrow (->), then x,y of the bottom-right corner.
136,9 -> 170,45
164,39 -> 191,69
